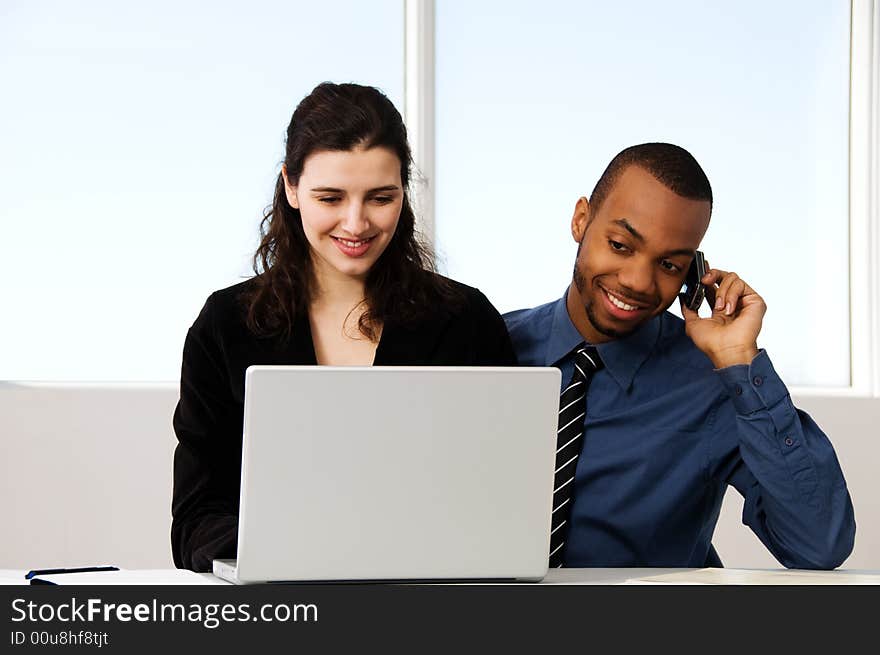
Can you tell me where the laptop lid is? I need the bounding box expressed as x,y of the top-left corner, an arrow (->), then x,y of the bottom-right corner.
234,366 -> 561,582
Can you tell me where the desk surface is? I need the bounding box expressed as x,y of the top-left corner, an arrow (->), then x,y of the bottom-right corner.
544,567 -> 880,585
3,567 -> 879,585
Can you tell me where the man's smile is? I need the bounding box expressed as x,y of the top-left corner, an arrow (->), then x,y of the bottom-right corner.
596,284 -> 656,321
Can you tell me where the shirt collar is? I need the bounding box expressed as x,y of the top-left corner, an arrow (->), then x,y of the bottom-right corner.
545,288 -> 661,391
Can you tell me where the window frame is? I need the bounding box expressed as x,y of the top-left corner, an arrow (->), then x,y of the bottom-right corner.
846,0 -> 880,397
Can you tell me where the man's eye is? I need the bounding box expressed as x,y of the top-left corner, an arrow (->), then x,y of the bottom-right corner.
661,260 -> 681,273
609,240 -> 628,251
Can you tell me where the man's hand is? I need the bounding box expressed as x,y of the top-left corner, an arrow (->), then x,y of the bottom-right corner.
680,267 -> 766,368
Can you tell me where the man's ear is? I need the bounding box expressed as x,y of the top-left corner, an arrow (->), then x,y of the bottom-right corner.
571,196 -> 591,243
282,164 -> 299,209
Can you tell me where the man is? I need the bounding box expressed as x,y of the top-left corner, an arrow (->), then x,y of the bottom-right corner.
504,143 -> 855,568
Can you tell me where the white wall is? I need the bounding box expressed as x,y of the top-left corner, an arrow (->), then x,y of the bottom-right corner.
1,385 -> 876,570
1,384 -> 178,569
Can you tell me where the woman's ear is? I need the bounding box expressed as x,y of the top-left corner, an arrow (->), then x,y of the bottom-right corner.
571,196 -> 590,243
282,164 -> 299,209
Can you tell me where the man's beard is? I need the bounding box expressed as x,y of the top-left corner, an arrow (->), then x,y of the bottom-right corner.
573,262 -> 639,340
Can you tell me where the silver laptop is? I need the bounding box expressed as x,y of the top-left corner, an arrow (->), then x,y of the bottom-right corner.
213,365 -> 561,583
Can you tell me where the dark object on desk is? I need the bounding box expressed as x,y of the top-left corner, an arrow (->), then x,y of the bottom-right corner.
25,566 -> 119,580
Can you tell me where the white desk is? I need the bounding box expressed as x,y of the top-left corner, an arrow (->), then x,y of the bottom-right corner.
4,568 -> 879,585
543,567 -> 880,585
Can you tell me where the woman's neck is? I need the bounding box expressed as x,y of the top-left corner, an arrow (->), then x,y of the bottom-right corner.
309,261 -> 382,359
311,260 -> 368,312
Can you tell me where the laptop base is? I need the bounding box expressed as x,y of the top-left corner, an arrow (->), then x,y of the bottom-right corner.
212,559 -> 538,584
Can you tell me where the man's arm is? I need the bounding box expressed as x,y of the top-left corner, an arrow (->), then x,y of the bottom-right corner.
682,268 -> 855,568
712,351 -> 855,568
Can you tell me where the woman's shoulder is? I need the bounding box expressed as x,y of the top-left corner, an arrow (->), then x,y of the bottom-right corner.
191,277 -> 259,333
431,273 -> 488,302
424,273 -> 498,316
416,274 -> 515,365
196,273 -> 501,335
206,277 -> 258,309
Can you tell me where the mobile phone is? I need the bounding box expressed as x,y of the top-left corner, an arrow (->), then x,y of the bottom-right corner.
679,250 -> 707,311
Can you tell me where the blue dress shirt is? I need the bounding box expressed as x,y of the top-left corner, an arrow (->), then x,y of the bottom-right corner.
504,292 -> 856,569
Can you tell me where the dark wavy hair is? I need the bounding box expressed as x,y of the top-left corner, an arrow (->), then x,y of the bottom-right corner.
243,82 -> 460,340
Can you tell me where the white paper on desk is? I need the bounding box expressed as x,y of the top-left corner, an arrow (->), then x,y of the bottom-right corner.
30,569 -> 216,585
625,567 -> 880,585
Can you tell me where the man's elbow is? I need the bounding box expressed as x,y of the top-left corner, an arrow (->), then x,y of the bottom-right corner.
785,511 -> 856,570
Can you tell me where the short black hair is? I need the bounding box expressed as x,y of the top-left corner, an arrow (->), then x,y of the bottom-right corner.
589,143 -> 713,216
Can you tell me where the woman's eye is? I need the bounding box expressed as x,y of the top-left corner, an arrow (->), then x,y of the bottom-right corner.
371,196 -> 393,204
317,197 -> 340,204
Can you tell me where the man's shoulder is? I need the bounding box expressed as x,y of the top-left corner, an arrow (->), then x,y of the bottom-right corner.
655,311 -> 716,372
503,298 -> 558,334
502,299 -> 559,366
657,310 -> 687,342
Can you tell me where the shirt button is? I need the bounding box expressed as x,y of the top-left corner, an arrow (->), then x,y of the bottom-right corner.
784,437 -> 794,446
753,376 -> 764,387
734,384 -> 743,396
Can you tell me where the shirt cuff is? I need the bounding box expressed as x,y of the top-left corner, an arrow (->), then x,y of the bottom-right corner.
715,349 -> 788,415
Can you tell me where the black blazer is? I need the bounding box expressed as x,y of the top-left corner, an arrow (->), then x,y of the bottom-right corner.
171,277 -> 517,571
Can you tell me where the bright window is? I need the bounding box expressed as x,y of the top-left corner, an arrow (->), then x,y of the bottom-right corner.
435,0 -> 851,387
0,0 -> 403,381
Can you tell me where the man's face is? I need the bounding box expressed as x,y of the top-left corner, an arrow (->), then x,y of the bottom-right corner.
568,165 -> 712,343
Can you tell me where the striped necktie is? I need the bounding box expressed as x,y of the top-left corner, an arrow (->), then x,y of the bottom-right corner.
549,345 -> 603,568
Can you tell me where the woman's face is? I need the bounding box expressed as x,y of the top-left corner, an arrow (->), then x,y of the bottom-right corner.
284,146 -> 403,285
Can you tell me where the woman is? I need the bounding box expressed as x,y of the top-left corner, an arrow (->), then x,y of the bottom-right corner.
171,82 -> 516,571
